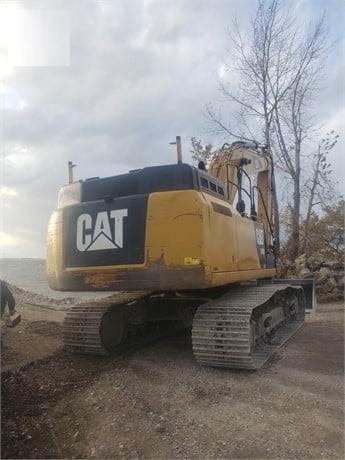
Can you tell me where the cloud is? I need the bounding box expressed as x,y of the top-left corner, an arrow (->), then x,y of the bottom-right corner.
0,232 -> 26,259
0,186 -> 17,197
1,0 -> 344,258
0,232 -> 21,246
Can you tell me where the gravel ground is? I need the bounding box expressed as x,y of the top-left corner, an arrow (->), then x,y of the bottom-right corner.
1,287 -> 344,459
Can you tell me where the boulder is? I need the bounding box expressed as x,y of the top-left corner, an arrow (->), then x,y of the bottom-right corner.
315,267 -> 331,285
306,254 -> 325,271
323,260 -> 344,271
336,275 -> 344,291
321,277 -> 338,293
298,268 -> 313,279
295,254 -> 306,269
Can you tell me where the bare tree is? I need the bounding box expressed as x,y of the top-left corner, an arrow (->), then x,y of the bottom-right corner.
207,0 -> 329,260
301,132 -> 340,255
190,137 -> 214,165
300,199 -> 344,262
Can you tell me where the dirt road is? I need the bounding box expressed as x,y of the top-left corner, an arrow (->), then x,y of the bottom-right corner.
1,291 -> 344,459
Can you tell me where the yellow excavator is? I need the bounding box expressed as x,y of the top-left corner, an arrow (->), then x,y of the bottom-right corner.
47,139 -> 313,369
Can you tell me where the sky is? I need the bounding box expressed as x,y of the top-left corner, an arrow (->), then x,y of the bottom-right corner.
0,0 -> 344,259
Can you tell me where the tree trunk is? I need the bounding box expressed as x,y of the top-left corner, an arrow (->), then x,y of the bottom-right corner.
290,174 -> 300,260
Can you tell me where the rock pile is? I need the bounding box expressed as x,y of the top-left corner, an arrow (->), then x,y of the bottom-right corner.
280,253 -> 344,302
7,283 -> 75,310
5,283 -> 115,311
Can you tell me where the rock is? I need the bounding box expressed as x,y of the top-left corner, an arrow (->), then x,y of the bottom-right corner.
336,275 -> 344,291
295,254 -> 306,269
307,254 -> 325,271
317,277 -> 337,294
298,268 -> 313,279
323,260 -> 343,271
315,267 -> 332,285
324,277 -> 338,292
334,270 -> 344,280
155,423 -> 165,433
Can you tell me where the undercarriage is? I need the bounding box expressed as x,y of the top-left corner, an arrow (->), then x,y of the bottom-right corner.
63,284 -> 305,370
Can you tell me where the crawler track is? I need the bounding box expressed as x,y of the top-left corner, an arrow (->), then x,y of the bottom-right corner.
63,291 -> 149,355
192,284 -> 305,370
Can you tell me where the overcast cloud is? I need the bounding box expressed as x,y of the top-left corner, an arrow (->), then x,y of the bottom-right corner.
0,0 -> 344,258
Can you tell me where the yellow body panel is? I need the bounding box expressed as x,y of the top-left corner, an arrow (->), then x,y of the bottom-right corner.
47,189 -> 276,291
237,217 -> 260,270
145,191 -> 206,268
146,190 -> 264,273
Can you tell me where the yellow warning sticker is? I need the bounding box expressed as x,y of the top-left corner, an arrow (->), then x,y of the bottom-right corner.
184,257 -> 201,266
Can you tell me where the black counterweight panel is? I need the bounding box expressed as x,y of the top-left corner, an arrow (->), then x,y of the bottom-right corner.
64,195 -> 148,267
138,163 -> 196,193
81,172 -> 140,203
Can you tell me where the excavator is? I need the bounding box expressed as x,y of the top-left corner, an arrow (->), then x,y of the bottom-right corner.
46,138 -> 313,370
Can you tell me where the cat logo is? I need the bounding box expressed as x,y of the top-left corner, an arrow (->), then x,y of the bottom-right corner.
76,209 -> 128,252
